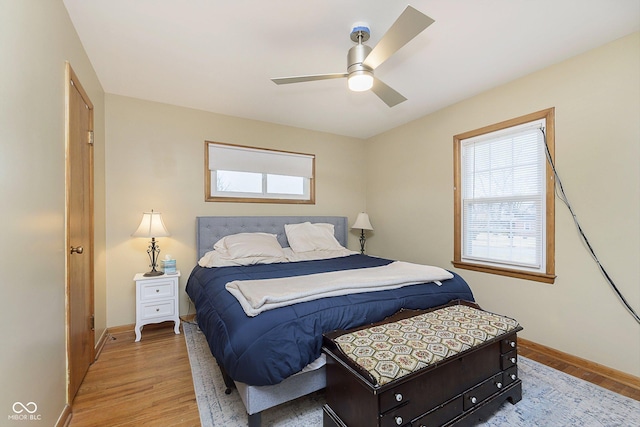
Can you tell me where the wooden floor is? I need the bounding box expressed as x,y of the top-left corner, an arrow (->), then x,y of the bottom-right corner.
69,324 -> 200,427
69,323 -> 639,427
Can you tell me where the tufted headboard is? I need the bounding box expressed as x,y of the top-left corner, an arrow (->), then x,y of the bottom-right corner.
196,216 -> 348,259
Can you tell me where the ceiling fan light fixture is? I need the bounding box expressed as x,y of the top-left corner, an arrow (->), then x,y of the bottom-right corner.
348,70 -> 374,92
270,6 -> 434,106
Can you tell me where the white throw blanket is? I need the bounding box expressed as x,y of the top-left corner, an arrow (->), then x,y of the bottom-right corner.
226,261 -> 454,317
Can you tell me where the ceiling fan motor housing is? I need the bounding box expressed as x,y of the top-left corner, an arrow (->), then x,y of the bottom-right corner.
347,43 -> 373,75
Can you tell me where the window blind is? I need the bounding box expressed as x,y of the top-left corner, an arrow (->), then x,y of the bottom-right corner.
461,119 -> 546,271
208,143 -> 314,178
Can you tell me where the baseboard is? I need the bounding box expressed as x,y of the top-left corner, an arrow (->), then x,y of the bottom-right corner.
55,404 -> 72,427
181,314 -> 196,322
107,323 -> 135,335
519,338 -> 640,390
94,328 -> 109,360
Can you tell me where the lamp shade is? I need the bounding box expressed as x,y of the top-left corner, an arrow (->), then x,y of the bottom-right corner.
352,212 -> 373,231
132,211 -> 170,238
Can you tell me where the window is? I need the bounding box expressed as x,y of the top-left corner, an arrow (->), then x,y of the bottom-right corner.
205,141 -> 315,204
453,108 -> 555,283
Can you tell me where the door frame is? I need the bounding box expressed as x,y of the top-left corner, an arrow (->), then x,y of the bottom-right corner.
65,62 -> 95,404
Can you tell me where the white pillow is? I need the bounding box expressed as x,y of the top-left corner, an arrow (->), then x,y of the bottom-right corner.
284,222 -> 344,253
213,233 -> 285,259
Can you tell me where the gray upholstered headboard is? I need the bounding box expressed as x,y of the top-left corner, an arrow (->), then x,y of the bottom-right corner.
196,216 -> 348,258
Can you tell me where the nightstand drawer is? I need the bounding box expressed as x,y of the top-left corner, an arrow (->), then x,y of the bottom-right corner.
141,300 -> 176,319
140,281 -> 175,301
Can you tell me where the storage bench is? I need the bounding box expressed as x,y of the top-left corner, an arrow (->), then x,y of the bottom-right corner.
322,300 -> 523,427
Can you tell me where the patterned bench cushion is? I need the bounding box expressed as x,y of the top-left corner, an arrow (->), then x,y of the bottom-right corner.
333,304 -> 520,386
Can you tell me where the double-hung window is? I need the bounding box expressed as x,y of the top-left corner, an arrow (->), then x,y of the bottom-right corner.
205,141 -> 315,204
453,108 -> 555,283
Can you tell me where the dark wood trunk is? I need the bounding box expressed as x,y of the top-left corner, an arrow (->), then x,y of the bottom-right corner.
322,301 -> 523,427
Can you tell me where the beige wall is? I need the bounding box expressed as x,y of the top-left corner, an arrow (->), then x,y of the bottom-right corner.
104,95 -> 367,327
365,33 -> 640,376
0,0 -> 106,424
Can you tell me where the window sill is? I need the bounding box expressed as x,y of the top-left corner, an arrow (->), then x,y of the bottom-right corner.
451,261 -> 556,284
206,196 -> 315,204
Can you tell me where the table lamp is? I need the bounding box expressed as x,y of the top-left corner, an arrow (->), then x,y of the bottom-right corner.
132,210 -> 170,276
352,212 -> 373,254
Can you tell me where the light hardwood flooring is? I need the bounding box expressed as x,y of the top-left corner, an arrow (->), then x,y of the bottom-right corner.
69,324 -> 200,427
69,323 -> 639,427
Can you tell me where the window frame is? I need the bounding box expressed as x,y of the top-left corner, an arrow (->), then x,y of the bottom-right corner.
204,141 -> 316,204
453,108 -> 556,284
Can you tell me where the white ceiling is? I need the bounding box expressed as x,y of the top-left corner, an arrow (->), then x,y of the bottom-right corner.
63,0 -> 639,139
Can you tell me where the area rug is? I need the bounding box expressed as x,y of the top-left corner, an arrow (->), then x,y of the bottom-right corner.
183,322 -> 640,426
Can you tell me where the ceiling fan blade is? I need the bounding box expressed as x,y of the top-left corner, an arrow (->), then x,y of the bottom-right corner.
271,73 -> 347,85
371,78 -> 407,107
363,6 -> 434,70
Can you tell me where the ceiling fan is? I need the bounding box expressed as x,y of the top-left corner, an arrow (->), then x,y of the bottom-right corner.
271,5 -> 434,107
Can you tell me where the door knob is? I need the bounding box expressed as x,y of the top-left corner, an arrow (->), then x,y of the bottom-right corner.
70,246 -> 84,254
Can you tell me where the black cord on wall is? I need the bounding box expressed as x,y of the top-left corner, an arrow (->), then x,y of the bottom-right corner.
541,128 -> 640,324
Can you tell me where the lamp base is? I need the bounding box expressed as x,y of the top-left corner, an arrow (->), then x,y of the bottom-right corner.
143,270 -> 164,277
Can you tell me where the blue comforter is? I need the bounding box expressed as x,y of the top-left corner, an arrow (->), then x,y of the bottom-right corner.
185,254 -> 474,386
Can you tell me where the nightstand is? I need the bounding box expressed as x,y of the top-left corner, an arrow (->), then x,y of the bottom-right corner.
134,271 -> 181,342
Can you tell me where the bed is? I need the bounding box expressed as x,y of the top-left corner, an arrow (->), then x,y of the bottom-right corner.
185,216 -> 475,427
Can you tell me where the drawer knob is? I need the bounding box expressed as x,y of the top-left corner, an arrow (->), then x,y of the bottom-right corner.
511,373 -> 517,381
156,289 -> 160,293
510,357 -> 516,364
470,396 -> 477,404
156,308 -> 160,312
510,341 -> 516,348
395,416 -> 403,425
395,393 -> 403,402
496,381 -> 503,389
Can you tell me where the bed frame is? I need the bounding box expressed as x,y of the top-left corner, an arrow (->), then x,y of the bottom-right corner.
195,216 -> 349,427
